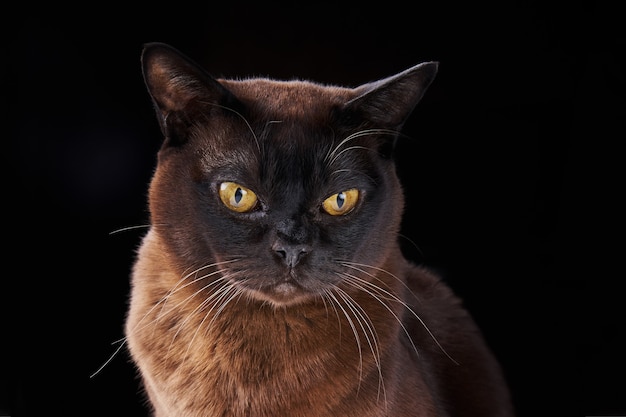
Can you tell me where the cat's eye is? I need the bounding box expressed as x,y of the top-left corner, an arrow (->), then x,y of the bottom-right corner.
219,182 -> 258,213
322,189 -> 359,216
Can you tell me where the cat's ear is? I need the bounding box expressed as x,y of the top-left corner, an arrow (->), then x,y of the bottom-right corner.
141,42 -> 236,145
346,62 -> 439,129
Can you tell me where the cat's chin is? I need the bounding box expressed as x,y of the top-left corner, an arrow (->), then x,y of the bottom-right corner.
244,281 -> 318,307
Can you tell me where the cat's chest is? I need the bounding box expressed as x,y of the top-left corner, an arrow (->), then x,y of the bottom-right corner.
142,309 -> 381,415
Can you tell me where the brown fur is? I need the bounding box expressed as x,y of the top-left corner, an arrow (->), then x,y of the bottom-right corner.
125,43 -> 515,417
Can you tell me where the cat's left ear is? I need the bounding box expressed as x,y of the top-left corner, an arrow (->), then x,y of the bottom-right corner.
346,62 -> 439,129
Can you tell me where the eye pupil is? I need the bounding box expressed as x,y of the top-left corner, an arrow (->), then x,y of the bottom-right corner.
234,187 -> 244,204
336,192 -> 345,208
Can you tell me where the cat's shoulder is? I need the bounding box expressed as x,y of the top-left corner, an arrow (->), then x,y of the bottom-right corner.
403,262 -> 467,314
404,263 -> 452,295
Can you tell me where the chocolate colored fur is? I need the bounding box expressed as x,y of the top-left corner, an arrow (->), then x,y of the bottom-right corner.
125,42 -> 515,417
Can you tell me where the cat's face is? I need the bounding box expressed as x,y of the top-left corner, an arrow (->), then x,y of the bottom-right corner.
142,43 -> 437,306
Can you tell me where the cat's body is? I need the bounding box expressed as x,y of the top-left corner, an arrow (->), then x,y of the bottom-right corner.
125,43 -> 515,417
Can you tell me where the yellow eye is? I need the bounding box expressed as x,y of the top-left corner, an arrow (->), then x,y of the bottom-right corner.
219,182 -> 258,213
322,189 -> 359,216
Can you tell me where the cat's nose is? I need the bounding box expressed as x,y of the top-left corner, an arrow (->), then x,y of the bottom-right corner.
272,242 -> 310,268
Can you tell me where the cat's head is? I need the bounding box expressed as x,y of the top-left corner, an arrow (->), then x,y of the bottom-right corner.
141,42 -> 437,306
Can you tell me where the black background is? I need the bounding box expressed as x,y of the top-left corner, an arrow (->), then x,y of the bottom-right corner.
4,2 -> 624,417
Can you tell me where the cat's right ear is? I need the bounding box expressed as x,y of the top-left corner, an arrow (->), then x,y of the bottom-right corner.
346,61 -> 439,129
141,42 -> 236,145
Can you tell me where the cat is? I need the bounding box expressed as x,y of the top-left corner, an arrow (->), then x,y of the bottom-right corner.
124,42 -> 515,417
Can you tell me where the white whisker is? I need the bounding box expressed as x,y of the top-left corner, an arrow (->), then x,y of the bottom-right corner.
321,289 -> 343,343
90,258 -> 244,377
325,290 -> 364,385
328,145 -> 372,166
396,233 -> 425,259
206,277 -> 248,327
155,260 -> 241,323
198,100 -> 260,152
334,286 -> 386,404
339,262 -> 458,365
341,273 -> 420,361
167,277 -> 232,351
181,278 -> 243,362
89,338 -> 127,378
324,128 -> 399,167
108,224 -> 152,235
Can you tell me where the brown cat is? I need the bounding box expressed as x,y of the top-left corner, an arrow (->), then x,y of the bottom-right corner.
125,42 -> 515,417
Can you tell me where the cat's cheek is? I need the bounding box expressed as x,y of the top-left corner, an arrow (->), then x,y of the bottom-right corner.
204,215 -> 269,258
348,207 -> 395,263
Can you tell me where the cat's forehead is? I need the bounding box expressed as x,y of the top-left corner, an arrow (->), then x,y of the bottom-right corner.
219,78 -> 355,119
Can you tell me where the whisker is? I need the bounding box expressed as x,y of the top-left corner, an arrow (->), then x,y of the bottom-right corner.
108,224 -> 152,235
328,145 -> 372,167
155,259 -> 242,323
166,277 -> 232,349
330,169 -> 378,186
89,338 -> 127,378
321,289 -> 343,342
198,100 -> 260,152
127,260 -> 241,339
317,290 -> 333,326
334,286 -> 386,404
396,233 -> 425,259
339,264 -> 459,365
326,290 -> 364,385
340,273 -> 420,359
324,128 -> 399,166
91,258 -> 243,377
181,278 -> 243,363
206,277 -> 248,327
340,261 -> 419,302
166,271 -> 248,367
